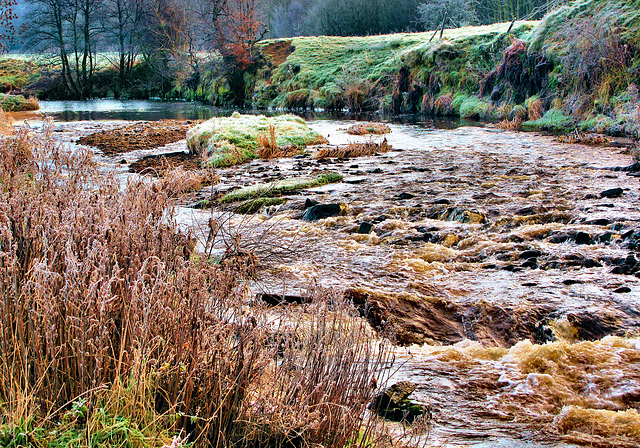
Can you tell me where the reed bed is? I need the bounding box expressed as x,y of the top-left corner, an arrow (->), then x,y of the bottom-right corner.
0,121 -> 393,447
315,139 -> 392,159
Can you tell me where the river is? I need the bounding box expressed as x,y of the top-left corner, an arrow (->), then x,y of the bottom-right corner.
36,100 -> 640,448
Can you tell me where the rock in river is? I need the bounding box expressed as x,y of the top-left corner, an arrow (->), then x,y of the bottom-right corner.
369,381 -> 428,423
357,222 -> 374,234
600,187 -> 624,198
302,203 -> 347,221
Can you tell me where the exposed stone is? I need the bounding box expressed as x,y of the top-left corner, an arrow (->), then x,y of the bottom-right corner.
370,382 -> 428,423
304,198 -> 319,209
396,192 -> 416,200
515,206 -> 537,216
575,231 -> 593,245
358,222 -> 374,234
520,250 -> 542,259
431,207 -> 487,224
600,188 -> 624,198
302,203 -> 347,221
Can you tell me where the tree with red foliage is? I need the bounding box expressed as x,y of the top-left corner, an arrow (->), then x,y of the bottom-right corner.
209,0 -> 267,70
0,0 -> 16,53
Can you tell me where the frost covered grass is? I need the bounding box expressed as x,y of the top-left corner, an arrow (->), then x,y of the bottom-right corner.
187,112 -> 327,167
220,172 -> 343,203
0,122 -> 391,448
0,93 -> 39,112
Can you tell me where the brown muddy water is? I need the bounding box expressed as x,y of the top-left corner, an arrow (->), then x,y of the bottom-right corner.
32,103 -> 640,448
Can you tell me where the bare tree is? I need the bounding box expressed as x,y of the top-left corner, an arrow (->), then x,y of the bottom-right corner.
101,0 -> 146,89
24,0 -> 102,98
0,0 -> 16,53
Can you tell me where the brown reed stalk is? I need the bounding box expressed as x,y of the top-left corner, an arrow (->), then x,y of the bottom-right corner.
0,120 -> 395,448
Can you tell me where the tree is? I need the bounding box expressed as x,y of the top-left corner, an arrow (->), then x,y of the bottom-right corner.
418,0 -> 477,30
101,0 -> 146,90
0,0 -> 16,53
140,0 -> 197,84
24,0 -> 102,98
209,0 -> 267,70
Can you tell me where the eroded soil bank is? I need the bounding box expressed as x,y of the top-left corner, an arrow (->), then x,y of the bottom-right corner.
55,117 -> 640,447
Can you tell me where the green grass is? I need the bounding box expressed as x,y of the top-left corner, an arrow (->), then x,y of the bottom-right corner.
186,112 -> 327,167
220,172 -> 343,203
522,108 -> 574,133
0,93 -> 39,111
452,94 -> 496,119
235,197 -> 288,214
255,22 -> 537,110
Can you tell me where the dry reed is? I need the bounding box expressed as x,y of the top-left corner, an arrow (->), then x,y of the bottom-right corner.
0,120 -> 395,447
258,124 -> 305,159
346,122 -> 391,136
497,117 -> 523,130
315,138 -> 392,159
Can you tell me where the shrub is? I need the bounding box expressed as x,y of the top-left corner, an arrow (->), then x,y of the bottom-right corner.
0,93 -> 39,112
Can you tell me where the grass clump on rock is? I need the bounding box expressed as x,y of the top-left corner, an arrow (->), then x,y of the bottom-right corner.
347,122 -> 391,135
221,172 -> 343,203
186,112 -> 328,167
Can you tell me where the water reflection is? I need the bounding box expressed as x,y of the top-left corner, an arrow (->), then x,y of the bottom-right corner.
38,99 -> 471,129
39,99 -> 222,121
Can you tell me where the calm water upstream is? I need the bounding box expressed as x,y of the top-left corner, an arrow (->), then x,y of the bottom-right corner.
38,100 -> 640,448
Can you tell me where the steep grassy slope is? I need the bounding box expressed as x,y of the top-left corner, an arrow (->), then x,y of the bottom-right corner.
244,0 -> 640,136
252,23 -> 537,113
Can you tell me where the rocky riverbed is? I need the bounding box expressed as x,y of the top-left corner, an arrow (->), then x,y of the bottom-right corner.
53,117 -> 640,447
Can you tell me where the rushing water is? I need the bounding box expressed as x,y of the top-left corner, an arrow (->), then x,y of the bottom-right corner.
40,100 -> 640,447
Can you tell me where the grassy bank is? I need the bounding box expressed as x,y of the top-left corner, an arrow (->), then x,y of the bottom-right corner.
240,0 -> 639,137
0,93 -> 39,112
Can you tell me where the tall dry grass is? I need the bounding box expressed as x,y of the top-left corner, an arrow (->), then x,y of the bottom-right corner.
0,120 -> 393,447
315,139 -> 392,159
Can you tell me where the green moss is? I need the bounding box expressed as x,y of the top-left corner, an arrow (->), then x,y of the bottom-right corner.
220,172 -> 343,203
187,113 -> 326,167
0,93 -> 39,112
452,94 -> 495,119
235,197 -> 287,214
522,108 -> 574,132
256,23 -> 536,110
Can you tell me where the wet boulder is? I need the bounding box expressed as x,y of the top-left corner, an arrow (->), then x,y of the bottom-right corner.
430,207 -> 487,224
566,312 -> 625,341
519,250 -> 542,260
357,222 -> 373,234
369,381 -> 428,423
515,206 -> 537,216
600,188 -> 624,198
611,254 -> 638,275
575,231 -> 593,245
395,192 -> 416,200
302,203 -> 347,221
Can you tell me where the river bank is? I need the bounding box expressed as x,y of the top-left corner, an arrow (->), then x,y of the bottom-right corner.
7,0 -> 640,141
